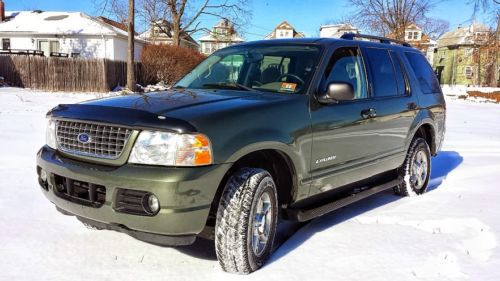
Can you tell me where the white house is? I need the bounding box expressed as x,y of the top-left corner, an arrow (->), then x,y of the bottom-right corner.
320,23 -> 360,38
0,8 -> 145,61
265,21 -> 305,39
199,19 -> 244,55
139,20 -> 199,50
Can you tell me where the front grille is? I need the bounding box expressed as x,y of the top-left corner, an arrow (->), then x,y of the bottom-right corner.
56,120 -> 132,159
53,174 -> 106,207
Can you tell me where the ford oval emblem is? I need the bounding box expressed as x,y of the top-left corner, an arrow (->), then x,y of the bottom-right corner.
77,133 -> 91,144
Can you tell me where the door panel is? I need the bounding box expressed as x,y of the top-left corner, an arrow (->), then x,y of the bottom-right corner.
309,46 -> 417,197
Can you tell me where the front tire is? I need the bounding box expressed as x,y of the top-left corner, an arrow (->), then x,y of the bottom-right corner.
215,168 -> 278,274
394,137 -> 431,196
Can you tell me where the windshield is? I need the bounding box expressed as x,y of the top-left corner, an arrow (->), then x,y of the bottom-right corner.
175,44 -> 322,95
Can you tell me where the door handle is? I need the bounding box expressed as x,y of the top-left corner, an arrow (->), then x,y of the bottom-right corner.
361,108 -> 377,119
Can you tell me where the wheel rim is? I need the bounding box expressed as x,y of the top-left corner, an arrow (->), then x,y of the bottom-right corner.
251,189 -> 273,257
410,150 -> 428,190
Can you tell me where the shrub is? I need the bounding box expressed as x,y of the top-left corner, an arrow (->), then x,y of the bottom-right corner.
140,44 -> 205,86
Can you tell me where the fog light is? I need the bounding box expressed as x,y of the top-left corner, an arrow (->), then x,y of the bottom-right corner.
40,169 -> 47,183
146,194 -> 160,214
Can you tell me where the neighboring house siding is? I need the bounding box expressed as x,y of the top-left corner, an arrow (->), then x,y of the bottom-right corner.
199,19 -> 243,55
433,22 -> 496,86
434,46 -> 498,86
0,11 -> 145,61
112,37 -> 143,61
0,34 -> 143,61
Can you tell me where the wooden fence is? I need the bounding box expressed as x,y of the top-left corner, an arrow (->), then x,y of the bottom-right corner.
0,55 -> 142,92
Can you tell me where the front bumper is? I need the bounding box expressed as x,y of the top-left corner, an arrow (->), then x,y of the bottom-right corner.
36,146 -> 230,245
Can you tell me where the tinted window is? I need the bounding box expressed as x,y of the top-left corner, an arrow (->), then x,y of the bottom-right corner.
365,48 -> 398,97
323,47 -> 367,99
405,52 -> 441,94
390,51 -> 407,95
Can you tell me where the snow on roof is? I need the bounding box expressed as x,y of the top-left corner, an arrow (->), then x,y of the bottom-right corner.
0,11 -> 129,37
437,22 -> 491,48
320,23 -> 359,31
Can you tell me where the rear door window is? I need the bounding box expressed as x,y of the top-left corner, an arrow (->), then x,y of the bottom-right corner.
404,52 -> 441,94
364,48 -> 398,97
389,51 -> 408,96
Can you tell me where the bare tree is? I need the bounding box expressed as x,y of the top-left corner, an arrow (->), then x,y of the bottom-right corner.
469,0 -> 499,87
420,18 -> 449,39
347,0 -> 446,40
96,0 -> 251,46
127,0 -> 136,92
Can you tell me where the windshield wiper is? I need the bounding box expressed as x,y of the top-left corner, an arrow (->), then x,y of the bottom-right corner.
202,82 -> 256,92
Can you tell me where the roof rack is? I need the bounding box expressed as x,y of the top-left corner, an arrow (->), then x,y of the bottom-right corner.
340,33 -> 412,47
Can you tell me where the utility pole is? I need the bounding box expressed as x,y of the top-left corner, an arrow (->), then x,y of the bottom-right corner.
127,0 -> 135,92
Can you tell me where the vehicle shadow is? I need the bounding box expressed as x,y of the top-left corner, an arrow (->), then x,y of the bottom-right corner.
265,150 -> 463,266
173,151 -> 463,264
174,236 -> 218,261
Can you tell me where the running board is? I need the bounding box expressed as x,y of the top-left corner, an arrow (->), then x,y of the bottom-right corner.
286,177 -> 403,222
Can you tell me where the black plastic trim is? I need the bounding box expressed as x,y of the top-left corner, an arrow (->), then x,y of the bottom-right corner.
74,216 -> 196,246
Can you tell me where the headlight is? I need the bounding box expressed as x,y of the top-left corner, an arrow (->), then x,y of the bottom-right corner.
129,131 -> 212,166
46,118 -> 57,149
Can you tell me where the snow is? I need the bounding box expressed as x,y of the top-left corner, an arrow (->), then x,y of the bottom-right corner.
0,11 -> 126,36
442,85 -> 500,104
1,87 -> 500,280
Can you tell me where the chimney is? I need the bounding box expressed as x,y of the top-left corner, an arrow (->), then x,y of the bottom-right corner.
0,1 -> 5,22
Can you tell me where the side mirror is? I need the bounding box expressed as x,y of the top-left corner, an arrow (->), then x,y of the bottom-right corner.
317,82 -> 355,104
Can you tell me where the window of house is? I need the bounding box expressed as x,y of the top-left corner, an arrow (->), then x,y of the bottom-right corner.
1,38 -> 10,50
464,66 -> 473,77
323,47 -> 368,100
365,48 -> 399,97
405,51 -> 441,94
38,40 -> 60,56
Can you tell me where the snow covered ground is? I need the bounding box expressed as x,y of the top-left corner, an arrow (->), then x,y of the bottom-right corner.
0,87 -> 499,281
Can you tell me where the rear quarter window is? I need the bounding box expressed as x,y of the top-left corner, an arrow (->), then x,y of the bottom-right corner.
404,52 -> 441,94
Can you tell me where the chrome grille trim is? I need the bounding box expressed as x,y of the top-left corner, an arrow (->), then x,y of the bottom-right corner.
55,120 -> 132,159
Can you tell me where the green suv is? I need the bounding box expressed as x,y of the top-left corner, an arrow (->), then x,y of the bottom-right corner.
37,34 -> 445,274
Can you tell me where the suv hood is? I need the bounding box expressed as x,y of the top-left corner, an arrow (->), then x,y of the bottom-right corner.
47,89 -> 255,133
84,89 -> 250,115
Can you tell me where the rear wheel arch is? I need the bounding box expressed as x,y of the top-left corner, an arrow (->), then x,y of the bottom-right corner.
413,123 -> 437,155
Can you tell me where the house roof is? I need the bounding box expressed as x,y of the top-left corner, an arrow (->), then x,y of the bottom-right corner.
320,23 -> 359,31
437,22 -> 490,48
405,23 -> 422,31
199,19 -> 244,43
0,10 -> 143,41
265,20 -> 305,39
139,20 -> 199,46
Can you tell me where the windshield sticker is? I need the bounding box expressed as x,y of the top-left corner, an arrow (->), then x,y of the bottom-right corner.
280,82 -> 297,92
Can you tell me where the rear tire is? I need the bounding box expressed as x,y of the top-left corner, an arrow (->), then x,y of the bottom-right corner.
215,168 -> 278,274
394,137 -> 431,196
